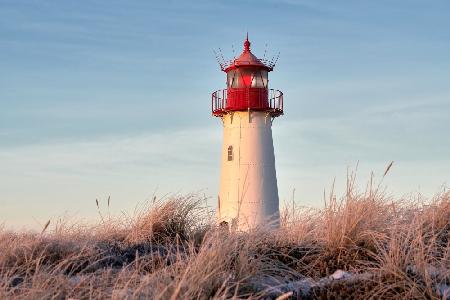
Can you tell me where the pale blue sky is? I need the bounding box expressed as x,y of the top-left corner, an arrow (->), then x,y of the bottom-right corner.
1,0 -> 449,229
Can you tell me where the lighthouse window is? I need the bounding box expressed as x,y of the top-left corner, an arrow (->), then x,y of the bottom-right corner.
227,145 -> 233,161
251,70 -> 268,88
227,70 -> 239,88
261,70 -> 268,87
240,69 -> 253,87
228,69 -> 268,88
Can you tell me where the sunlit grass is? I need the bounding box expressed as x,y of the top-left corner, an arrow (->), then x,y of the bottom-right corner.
1,173 -> 449,299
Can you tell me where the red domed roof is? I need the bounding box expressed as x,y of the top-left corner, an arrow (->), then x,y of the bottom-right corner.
223,35 -> 272,72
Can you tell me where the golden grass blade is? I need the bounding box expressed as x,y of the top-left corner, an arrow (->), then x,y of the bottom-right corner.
40,219 -> 50,234
383,161 -> 394,177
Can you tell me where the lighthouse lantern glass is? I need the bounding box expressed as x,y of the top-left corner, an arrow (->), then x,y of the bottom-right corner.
227,68 -> 268,88
252,70 -> 268,88
227,70 -> 238,88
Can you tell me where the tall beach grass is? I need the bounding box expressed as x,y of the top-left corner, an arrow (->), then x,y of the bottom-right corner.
1,172 -> 449,299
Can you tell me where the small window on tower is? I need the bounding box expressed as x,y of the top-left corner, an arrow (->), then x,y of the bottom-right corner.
227,145 -> 233,161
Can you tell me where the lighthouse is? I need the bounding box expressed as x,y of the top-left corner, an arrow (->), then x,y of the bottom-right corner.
212,35 -> 283,230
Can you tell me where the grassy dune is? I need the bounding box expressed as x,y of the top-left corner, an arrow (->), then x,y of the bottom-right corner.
1,174 -> 450,299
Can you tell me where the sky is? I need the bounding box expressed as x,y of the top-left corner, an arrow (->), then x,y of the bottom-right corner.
1,0 -> 449,229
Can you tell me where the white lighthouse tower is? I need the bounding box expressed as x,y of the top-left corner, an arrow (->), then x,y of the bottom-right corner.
212,35 -> 283,230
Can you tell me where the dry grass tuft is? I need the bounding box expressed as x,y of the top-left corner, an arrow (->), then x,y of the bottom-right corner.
1,182 -> 450,299
125,194 -> 210,245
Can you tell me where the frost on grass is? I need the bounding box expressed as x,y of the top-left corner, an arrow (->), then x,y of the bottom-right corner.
1,182 -> 450,299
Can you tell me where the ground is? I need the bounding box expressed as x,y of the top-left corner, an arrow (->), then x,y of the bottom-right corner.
1,175 -> 450,299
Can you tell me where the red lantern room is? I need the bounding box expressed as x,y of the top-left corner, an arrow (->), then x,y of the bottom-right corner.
212,35 -> 283,117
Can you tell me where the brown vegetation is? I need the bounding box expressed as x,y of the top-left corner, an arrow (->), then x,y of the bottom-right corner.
1,175 -> 450,299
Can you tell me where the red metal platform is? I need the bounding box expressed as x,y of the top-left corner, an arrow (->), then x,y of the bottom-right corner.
212,88 -> 283,117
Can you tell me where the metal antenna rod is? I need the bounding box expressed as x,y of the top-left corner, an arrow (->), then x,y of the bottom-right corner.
213,49 -> 224,70
218,47 -> 226,67
263,43 -> 268,60
274,51 -> 281,65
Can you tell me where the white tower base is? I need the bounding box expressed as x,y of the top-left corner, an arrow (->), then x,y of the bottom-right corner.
218,110 -> 280,230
